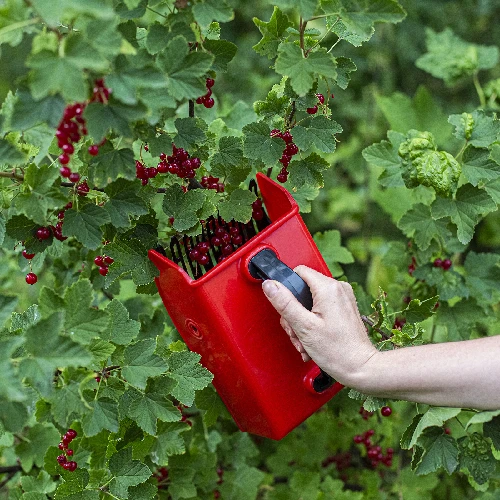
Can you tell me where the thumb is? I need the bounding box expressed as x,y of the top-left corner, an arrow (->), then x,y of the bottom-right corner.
262,280 -> 316,328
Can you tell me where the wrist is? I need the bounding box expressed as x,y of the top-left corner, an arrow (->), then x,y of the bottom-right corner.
342,348 -> 382,393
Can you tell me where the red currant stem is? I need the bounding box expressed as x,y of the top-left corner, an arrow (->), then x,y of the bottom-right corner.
327,36 -> 342,54
360,315 -> 391,340
0,170 -> 24,181
266,167 -> 273,178
189,99 -> 195,118
146,4 -> 172,17
298,17 -> 307,56
304,16 -> 340,56
285,101 -> 296,130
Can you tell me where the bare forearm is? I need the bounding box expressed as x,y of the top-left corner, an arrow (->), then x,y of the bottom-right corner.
347,336 -> 500,410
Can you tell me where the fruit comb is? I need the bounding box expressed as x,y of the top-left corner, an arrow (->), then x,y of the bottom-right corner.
149,173 -> 343,440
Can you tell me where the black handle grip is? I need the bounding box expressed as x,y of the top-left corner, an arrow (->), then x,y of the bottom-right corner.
249,248 -> 336,393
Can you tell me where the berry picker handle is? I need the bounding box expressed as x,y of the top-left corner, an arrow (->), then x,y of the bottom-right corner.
248,249 -> 335,393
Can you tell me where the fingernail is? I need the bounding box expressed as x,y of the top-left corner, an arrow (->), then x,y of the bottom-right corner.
263,280 -> 279,298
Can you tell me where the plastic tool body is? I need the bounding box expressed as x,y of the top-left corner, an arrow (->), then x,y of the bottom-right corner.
149,173 -> 343,440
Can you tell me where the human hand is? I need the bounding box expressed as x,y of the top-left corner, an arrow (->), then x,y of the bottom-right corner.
262,266 -> 377,385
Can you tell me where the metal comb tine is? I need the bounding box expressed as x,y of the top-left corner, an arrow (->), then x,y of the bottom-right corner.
169,236 -> 189,274
182,235 -> 198,278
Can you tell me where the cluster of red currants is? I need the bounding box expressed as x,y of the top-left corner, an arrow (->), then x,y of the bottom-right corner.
210,225 -> 243,260
270,129 -> 299,183
195,77 -> 215,108
408,255 -> 417,276
56,79 -> 110,180
433,257 -> 452,270
321,451 -> 352,472
251,198 -> 264,221
201,175 -> 225,192
306,93 -> 325,114
188,241 -> 211,267
94,254 -> 114,277
353,430 -> 394,468
56,429 -> 78,472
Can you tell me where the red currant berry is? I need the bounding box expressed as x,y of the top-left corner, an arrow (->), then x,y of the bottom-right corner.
58,442 -> 67,450
60,166 -> 71,178
433,258 -> 443,267
88,145 -> 99,156
196,96 -> 204,104
277,172 -> 288,183
62,143 -> 74,155
203,97 -> 215,108
306,105 -> 318,114
66,449 -> 74,456
386,448 -> 394,455
104,256 -> 113,265
232,235 -> 243,245
253,208 -> 264,220
57,454 -> 67,464
281,131 -> 293,143
206,77 -> 215,88
94,256 -> 104,266
199,254 -> 210,266
95,376 -> 101,383
285,143 -> 299,156
68,172 -> 81,183
270,129 -> 282,138
204,88 -> 212,99
59,153 -> 70,165
36,227 -> 51,240
99,266 -> 108,276
146,167 -> 158,178
211,236 -> 221,247
316,93 -> 325,104
159,152 -> 167,161
22,249 -> 35,259
434,301 -> 440,309
189,249 -> 200,261
381,406 -> 392,417
25,272 -> 38,285
66,461 -> 78,472
76,182 -> 89,196
198,242 -> 210,254
442,259 -> 452,270
279,154 -> 291,167
353,435 -> 363,444
157,162 -> 168,173
66,429 -> 77,439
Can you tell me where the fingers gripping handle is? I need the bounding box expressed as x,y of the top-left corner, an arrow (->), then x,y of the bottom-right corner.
249,249 -> 335,393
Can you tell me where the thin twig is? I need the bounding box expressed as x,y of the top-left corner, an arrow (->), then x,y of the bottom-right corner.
361,315 -> 391,340
188,100 -> 195,118
299,17 -> 307,56
0,171 -> 24,181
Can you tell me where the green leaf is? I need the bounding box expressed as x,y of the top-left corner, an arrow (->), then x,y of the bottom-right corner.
435,299 -> 484,341
252,7 -> 292,60
0,338 -> 25,402
151,422 -> 189,463
195,386 -> 230,426
104,237 -> 158,287
289,152 -> 329,189
211,136 -> 244,170
82,397 -> 119,436
0,213 -> 5,246
463,252 -> 500,303
242,121 -> 284,165
21,470 -> 56,494
431,185 -> 497,244
11,90 -> 65,130
84,102 -> 146,141
104,179 -> 148,228
122,339 -> 168,390
173,117 -> 207,150
119,385 -> 180,436
466,410 -> 500,429
335,56 -> 357,89
289,470 -> 320,500
484,416 -> 500,452
145,22 -> 170,55
0,137 -> 26,164
192,0 -> 234,29
167,351 -> 213,406
162,184 -> 206,232
0,294 -> 18,328
458,433 -> 497,485
461,145 -> 500,186
103,299 -> 140,345
375,86 -> 452,145
63,279 -> 109,344
108,448 -> 151,499
292,116 -> 342,153
414,428 -> 459,475
217,188 -> 256,223
21,313 -> 92,395
416,28 -> 499,85
313,230 -> 354,276
157,36 -> 214,100
413,266 -> 469,303
323,0 -> 406,45
89,146 -> 136,185
362,137 -> 405,187
403,296 -> 439,323
275,44 -> 337,96
449,110 -> 500,148
218,464 -> 265,500
13,164 -> 63,225
16,423 -> 60,472
48,382 -> 87,427
28,50 -> 87,101
63,204 -> 111,250
406,407 -> 462,448
204,39 -> 237,72
397,204 -> 451,251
